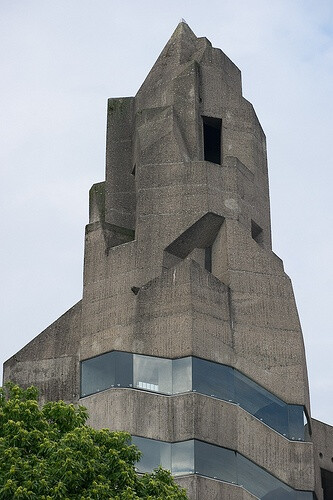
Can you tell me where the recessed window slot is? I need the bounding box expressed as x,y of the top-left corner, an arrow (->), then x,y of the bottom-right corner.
205,246 -> 212,272
251,220 -> 263,246
203,116 -> 222,165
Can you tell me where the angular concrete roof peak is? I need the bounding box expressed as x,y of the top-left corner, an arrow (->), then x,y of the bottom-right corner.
173,19 -> 197,39
136,21 -> 199,99
166,20 -> 197,52
149,21 -> 198,68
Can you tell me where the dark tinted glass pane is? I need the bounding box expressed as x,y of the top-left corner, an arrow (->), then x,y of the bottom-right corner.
81,351 -> 116,397
258,400 -> 288,437
192,357 -> 234,401
261,490 -> 313,499
172,440 -> 194,476
81,351 -> 132,397
238,453 -> 294,499
288,405 -> 305,441
115,351 -> 133,388
132,436 -> 171,473
133,354 -> 172,394
195,440 -> 237,483
234,370 -> 288,436
172,357 -> 192,394
261,489 -> 301,499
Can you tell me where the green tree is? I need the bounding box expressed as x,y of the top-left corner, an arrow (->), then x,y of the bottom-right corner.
0,383 -> 187,500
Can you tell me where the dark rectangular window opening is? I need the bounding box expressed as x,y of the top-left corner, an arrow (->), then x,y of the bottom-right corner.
204,246 -> 212,272
203,116 -> 222,165
251,220 -> 263,246
321,468 -> 333,500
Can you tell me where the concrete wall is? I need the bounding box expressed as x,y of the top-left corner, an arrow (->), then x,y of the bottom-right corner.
176,476 -> 257,500
311,419 -> 333,500
4,301 -> 82,404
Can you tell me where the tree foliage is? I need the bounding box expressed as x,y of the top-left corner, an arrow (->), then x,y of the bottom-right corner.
0,383 -> 188,499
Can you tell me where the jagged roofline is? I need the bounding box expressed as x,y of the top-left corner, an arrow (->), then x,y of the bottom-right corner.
135,21 -> 197,96
158,20 -> 198,55
136,21 -> 242,100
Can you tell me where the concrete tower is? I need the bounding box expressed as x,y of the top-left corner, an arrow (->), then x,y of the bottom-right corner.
4,23 -> 333,499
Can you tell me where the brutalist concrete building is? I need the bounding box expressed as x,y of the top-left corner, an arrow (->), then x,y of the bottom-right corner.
3,23 -> 333,499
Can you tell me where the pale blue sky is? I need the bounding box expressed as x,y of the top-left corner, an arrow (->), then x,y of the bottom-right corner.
1,0 -> 333,425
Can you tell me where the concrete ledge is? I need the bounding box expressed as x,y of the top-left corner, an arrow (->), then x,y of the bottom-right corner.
176,475 -> 256,500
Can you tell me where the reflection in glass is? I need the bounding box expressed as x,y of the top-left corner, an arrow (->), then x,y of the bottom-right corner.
288,405 -> 305,441
195,440 -> 237,483
238,453 -> 293,499
133,354 -> 172,394
173,357 -> 192,394
303,412 -> 311,442
193,357 -> 234,401
235,370 -> 289,437
80,351 -> 132,397
132,437 -> 313,499
172,440 -> 194,475
132,436 -> 171,473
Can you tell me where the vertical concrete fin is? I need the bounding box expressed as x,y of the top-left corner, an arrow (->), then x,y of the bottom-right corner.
105,97 -> 136,230
135,106 -> 184,165
173,61 -> 201,161
89,182 -> 105,223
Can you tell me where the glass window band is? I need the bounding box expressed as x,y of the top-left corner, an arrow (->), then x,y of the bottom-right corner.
132,436 -> 313,500
80,351 -> 309,441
